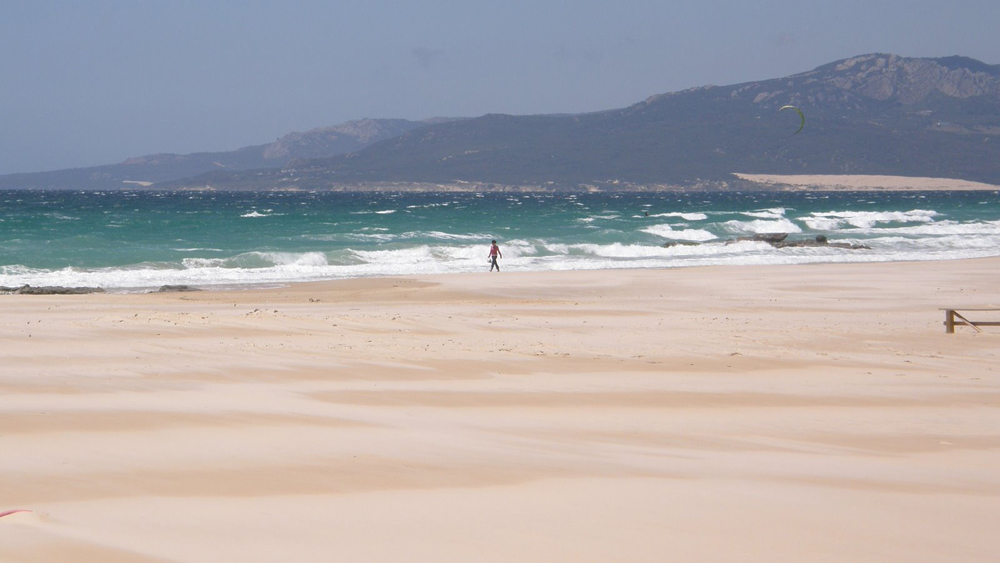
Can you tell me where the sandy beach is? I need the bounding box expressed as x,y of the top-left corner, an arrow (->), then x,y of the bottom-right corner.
2,259 -> 999,562
733,173 -> 1000,191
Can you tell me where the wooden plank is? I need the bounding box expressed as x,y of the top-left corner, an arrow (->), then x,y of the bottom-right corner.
952,311 -> 983,333
941,308 -> 1000,333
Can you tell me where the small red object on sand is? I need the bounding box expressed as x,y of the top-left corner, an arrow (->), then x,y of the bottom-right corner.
0,510 -> 31,519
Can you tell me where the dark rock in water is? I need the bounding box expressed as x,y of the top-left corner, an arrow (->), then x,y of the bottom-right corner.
728,233 -> 790,245
773,239 -> 824,248
156,285 -> 202,293
667,232 -> 869,251
773,236 -> 870,249
753,233 -> 789,243
2,285 -> 106,295
722,232 -> 869,250
662,241 -> 702,248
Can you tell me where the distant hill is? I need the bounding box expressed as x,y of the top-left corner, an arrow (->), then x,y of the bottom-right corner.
6,54 -> 1000,191
0,118 -> 445,189
164,53 -> 1000,190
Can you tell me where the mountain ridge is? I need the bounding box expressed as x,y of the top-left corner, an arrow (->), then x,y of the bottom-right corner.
4,53 -> 999,190
0,118 -> 450,190
168,52 -> 1000,190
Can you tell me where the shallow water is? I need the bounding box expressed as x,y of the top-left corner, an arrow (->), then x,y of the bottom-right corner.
1,189 -> 998,290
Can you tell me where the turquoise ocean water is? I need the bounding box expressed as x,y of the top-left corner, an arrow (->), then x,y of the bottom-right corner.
1,189 -> 998,292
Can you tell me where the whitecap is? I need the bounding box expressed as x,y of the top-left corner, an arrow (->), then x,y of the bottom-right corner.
641,224 -> 717,241
416,231 -> 490,241
721,218 -> 802,235
742,207 -> 787,219
647,212 -> 709,221
804,209 -> 938,230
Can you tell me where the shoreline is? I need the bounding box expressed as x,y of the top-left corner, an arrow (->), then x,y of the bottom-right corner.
6,252 -> 1000,295
2,258 -> 999,561
4,173 -> 1000,192
733,173 -> 1000,191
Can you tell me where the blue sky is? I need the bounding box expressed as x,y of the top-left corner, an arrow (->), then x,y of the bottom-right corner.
2,0 -> 998,174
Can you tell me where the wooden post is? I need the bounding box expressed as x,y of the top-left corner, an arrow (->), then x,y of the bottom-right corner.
942,308 -> 1000,333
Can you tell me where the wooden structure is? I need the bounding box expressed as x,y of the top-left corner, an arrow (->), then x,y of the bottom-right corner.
941,308 -> 1000,333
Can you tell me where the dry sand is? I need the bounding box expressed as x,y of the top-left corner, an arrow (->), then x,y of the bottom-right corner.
733,173 -> 1000,191
2,259 -> 999,562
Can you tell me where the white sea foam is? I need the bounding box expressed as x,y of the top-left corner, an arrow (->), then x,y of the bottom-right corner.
410,231 -> 489,241
5,234 -> 1000,291
5,193 -> 1000,291
863,220 -> 1000,236
0,264 -> 39,277
351,246 -> 437,264
647,212 -> 709,221
306,232 -> 398,243
800,217 -> 844,231
721,218 -> 803,235
262,252 -> 329,267
570,243 -> 680,258
350,209 -> 398,215
742,208 -> 787,219
641,224 -> 717,241
181,251 -> 330,269
803,209 -> 938,230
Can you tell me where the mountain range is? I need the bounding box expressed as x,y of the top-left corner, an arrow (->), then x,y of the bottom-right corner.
0,118 -> 446,190
4,53 -> 999,191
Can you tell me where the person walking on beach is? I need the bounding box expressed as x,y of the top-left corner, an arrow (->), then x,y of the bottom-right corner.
488,240 -> 502,272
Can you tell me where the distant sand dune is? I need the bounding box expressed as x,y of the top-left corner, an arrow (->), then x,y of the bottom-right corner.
734,173 -> 1000,191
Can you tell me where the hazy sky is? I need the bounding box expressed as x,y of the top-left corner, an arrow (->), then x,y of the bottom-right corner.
2,0 -> 998,174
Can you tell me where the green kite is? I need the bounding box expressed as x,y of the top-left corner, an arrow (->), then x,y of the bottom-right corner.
779,105 -> 805,134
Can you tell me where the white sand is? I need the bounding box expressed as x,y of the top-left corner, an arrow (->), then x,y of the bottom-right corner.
2,260 -> 999,562
733,173 -> 1000,191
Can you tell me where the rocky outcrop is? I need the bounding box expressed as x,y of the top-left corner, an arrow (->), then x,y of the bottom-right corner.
155,285 -> 202,292
819,54 -> 1000,104
0,285 -> 105,295
736,233 -> 788,244
723,233 -> 870,249
771,235 -> 870,249
262,118 -> 431,160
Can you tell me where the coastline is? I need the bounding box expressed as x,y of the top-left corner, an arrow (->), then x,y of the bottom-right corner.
2,259 -> 999,561
7,172 -> 1000,193
733,173 -> 1000,191
6,188 -> 1000,292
